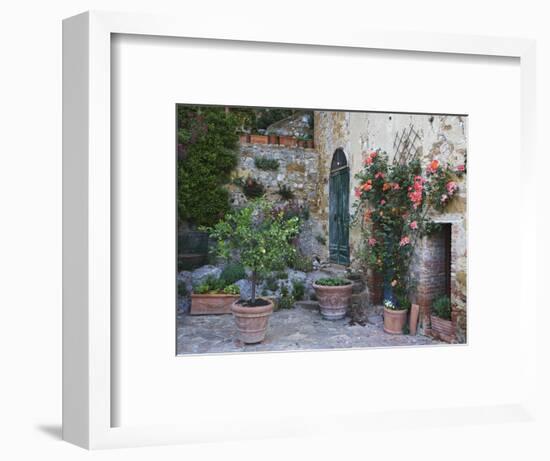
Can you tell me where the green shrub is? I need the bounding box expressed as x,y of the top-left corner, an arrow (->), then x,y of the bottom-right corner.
289,253 -> 313,272
177,106 -> 239,227
254,157 -> 280,171
395,292 -> 411,310
193,276 -> 224,294
220,263 -> 246,285
432,295 -> 451,320
264,275 -> 279,292
315,277 -> 351,287
274,270 -> 288,280
291,280 -> 305,301
278,284 -> 295,309
223,284 -> 240,295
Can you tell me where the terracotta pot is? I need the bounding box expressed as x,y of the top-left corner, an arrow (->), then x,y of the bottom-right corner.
312,281 -> 353,320
297,139 -> 306,148
278,136 -> 297,147
305,139 -> 314,148
383,307 -> 408,334
430,315 -> 455,339
231,298 -> 274,344
190,294 -> 239,315
249,134 -> 269,145
267,134 -> 279,145
239,134 -> 250,143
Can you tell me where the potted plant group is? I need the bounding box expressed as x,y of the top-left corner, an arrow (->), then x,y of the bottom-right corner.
312,277 -> 353,320
191,277 -> 241,315
430,295 -> 455,340
208,199 -> 300,344
190,263 -> 246,315
383,299 -> 409,334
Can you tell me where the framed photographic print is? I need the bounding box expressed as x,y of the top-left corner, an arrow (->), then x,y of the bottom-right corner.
63,10 -> 537,449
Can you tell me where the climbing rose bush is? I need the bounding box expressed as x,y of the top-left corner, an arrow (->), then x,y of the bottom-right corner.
353,150 -> 464,307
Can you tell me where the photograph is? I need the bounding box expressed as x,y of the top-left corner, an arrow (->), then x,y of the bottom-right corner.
176,105 -> 468,354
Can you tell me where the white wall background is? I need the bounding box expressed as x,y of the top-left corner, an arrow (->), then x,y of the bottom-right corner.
0,1 -> 548,460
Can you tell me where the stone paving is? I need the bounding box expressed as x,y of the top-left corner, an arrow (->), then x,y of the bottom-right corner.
176,305 -> 439,355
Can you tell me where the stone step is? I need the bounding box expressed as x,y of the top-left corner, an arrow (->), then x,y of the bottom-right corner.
295,300 -> 319,311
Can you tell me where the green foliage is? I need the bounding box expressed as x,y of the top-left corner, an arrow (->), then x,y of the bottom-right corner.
254,157 -> 280,171
207,199 -> 300,303
220,263 -> 246,285
277,183 -> 295,200
274,270 -> 288,280
177,106 -> 239,226
278,284 -> 295,309
264,275 -> 279,292
315,277 -> 351,287
432,295 -> 452,320
223,284 -> 240,295
291,280 -> 305,301
289,252 -> 313,272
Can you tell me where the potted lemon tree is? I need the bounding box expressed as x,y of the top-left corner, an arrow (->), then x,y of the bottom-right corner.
208,199 -> 300,344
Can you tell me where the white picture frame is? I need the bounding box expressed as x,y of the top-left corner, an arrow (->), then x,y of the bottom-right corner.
62,10 -> 537,449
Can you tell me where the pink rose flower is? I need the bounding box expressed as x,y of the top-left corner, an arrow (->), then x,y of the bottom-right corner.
380,199 -> 386,205
409,221 -> 418,230
368,238 -> 377,247
399,236 -> 411,247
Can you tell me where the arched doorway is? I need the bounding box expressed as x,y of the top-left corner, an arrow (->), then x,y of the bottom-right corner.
329,148 -> 350,265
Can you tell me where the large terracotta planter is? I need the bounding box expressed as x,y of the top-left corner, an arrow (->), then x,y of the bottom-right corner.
430,315 -> 455,339
231,298 -> 274,344
267,134 -> 279,145
383,307 -> 408,334
312,282 -> 353,320
249,134 -> 269,145
278,135 -> 297,147
190,294 -> 239,315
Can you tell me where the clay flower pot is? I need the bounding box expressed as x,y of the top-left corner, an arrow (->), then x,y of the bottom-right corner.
312,281 -> 353,320
190,293 -> 239,315
231,298 -> 274,344
278,135 -> 297,147
267,134 -> 279,145
383,307 -> 408,334
430,315 -> 455,339
249,134 -> 269,145
239,134 -> 250,143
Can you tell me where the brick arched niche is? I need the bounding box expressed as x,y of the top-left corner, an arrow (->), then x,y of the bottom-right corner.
412,219 -> 466,343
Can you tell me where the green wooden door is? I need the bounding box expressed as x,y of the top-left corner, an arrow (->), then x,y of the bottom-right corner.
329,149 -> 350,265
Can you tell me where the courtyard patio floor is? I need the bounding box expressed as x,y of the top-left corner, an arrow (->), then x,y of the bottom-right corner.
176,305 -> 440,355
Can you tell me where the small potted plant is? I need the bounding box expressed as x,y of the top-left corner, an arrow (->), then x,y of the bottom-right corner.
383,298 -> 409,334
190,263 -> 246,315
208,199 -> 300,343
190,277 -> 241,315
312,277 -> 353,320
430,295 -> 455,340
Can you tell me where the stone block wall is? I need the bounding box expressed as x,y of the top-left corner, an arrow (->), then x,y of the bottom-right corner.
227,142 -> 327,261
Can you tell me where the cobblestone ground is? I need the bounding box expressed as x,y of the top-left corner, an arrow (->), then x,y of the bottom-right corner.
176,306 -> 440,355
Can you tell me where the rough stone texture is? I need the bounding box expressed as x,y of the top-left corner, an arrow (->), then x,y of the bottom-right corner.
177,306 -> 440,355
314,112 -> 468,342
176,271 -> 193,314
265,111 -> 313,138
191,265 -> 222,287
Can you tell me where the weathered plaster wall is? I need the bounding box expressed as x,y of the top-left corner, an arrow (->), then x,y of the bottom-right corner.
314,111 -> 468,341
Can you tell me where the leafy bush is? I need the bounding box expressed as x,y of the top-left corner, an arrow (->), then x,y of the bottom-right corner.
223,284 -> 240,295
274,270 -> 288,280
291,280 -> 305,301
289,252 -> 313,272
278,284 -> 295,309
264,275 -> 279,292
177,106 -> 239,226
432,295 -> 451,320
277,184 -> 295,200
208,199 -> 300,303
315,277 -> 351,287
254,157 -> 280,171
220,263 -> 246,285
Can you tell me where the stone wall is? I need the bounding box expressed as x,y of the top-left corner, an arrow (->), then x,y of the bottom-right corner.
314,111 -> 468,341
227,142 -> 327,261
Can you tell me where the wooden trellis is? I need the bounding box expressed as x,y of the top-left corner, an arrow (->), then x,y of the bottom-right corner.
393,124 -> 422,164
